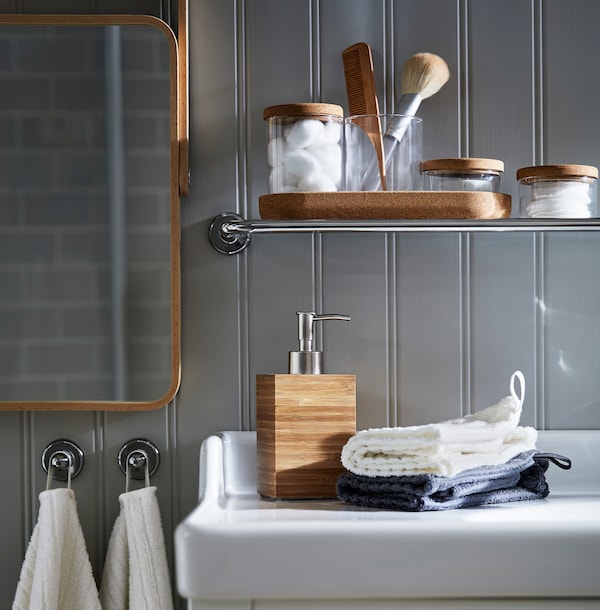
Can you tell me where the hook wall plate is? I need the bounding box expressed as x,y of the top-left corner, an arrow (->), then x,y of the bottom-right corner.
41,439 -> 84,482
118,438 -> 160,480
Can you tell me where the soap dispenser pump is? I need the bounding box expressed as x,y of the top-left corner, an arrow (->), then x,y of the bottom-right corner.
256,311 -> 356,500
289,311 -> 351,374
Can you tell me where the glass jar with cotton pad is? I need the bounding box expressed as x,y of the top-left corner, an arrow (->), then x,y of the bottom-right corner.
263,103 -> 343,193
422,158 -> 504,192
517,164 -> 598,218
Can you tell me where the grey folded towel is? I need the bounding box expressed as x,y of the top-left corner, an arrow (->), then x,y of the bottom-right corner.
336,451 -> 569,512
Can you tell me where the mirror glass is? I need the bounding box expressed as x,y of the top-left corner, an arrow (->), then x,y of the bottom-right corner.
0,19 -> 180,407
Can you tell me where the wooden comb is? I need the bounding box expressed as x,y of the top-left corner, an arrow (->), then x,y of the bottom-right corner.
342,42 -> 386,190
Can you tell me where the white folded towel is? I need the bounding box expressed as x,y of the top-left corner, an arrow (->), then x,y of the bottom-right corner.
100,486 -> 174,610
12,488 -> 101,610
342,371 -> 538,477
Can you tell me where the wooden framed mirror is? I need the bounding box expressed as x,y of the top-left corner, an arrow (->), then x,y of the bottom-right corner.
0,14 -> 184,410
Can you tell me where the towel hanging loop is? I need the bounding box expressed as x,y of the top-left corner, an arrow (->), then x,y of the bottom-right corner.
41,439 -> 84,482
118,439 -> 160,481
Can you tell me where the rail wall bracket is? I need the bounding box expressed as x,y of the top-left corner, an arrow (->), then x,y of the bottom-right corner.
209,212 -> 250,255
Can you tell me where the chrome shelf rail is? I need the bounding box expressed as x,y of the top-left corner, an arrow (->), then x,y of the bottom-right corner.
209,212 -> 600,255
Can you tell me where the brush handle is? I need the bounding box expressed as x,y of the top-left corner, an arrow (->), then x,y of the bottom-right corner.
360,93 -> 422,191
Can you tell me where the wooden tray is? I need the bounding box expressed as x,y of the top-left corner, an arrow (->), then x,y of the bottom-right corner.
259,191 -> 512,220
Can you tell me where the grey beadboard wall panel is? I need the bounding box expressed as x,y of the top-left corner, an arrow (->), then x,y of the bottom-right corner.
246,1 -> 320,429
466,1 -> 538,424
319,3 -> 391,430
392,0 -> 460,161
544,233 -> 600,429
392,1 -> 462,428
183,0 -> 239,225
176,0 -> 243,543
248,235 -> 316,372
319,0 -> 386,108
322,235 -> 391,430
544,1 -> 600,169
0,413 -> 24,606
542,2 -> 600,430
396,234 -> 463,426
469,234 -> 537,426
246,0 -> 313,109
468,0 -> 534,201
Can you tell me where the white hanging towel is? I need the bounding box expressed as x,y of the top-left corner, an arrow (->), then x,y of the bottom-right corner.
12,488 -> 101,610
100,486 -> 174,610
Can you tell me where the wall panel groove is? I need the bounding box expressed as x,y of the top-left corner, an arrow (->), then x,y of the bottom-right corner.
534,233 -> 546,429
459,0 -> 469,156
386,234 -> 398,428
533,0 -> 544,164
94,412 -> 106,574
460,234 -> 471,416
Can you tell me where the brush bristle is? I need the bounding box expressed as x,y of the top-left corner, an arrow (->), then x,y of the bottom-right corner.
400,52 -> 450,98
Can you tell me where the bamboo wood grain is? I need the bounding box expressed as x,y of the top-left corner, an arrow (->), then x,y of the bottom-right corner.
256,374 -> 356,499
178,0 -> 190,196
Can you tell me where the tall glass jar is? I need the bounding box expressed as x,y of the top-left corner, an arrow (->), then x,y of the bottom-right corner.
263,103 -> 343,193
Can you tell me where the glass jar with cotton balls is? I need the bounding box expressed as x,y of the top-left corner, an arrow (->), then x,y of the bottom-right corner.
263,103 -> 343,193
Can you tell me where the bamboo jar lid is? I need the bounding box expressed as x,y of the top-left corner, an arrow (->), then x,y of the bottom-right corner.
516,164 -> 599,182
422,158 -> 504,174
263,103 -> 344,120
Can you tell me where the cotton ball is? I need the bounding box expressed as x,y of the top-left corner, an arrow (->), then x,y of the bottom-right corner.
298,173 -> 338,192
283,149 -> 321,179
306,143 -> 342,185
285,119 -> 324,148
267,137 -> 289,167
306,142 -> 341,166
322,120 -> 342,144
270,165 -> 300,192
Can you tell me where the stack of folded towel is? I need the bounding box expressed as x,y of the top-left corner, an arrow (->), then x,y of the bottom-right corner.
337,371 -> 570,511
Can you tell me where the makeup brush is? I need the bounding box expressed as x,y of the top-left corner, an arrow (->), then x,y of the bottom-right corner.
342,42 -> 386,189
361,52 -> 450,190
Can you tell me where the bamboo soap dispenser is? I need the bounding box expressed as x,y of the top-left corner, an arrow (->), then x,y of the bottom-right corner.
256,312 -> 356,499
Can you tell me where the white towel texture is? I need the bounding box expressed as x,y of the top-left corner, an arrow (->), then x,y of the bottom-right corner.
100,486 -> 174,610
342,371 -> 537,477
12,488 -> 101,610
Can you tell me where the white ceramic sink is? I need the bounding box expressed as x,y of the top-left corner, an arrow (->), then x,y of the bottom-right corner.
175,430 -> 600,603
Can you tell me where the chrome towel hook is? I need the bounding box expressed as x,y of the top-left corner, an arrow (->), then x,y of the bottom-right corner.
118,438 -> 160,481
41,439 -> 84,482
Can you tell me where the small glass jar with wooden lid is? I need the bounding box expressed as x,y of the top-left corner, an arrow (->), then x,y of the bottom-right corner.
423,158 -> 504,192
517,164 -> 598,218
